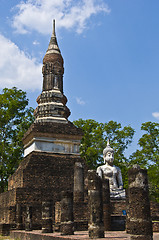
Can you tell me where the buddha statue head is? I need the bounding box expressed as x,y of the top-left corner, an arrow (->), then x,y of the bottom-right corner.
103,139 -> 114,166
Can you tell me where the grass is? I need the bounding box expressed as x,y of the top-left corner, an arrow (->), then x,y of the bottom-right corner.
0,237 -> 21,240
0,236 -> 15,240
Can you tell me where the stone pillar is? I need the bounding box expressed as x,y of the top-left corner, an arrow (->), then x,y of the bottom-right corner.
25,206 -> 32,231
102,178 -> 111,231
74,162 -> 84,202
60,191 -> 74,235
42,201 -> 53,233
126,165 -> 153,240
16,204 -> 23,230
9,206 -> 16,229
88,170 -> 104,238
54,202 -> 61,232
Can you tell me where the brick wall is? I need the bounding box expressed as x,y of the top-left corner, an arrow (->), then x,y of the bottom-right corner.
1,150 -> 85,228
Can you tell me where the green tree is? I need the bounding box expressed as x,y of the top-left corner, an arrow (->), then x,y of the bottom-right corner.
73,119 -> 103,168
0,87 -> 34,192
73,119 -> 135,188
129,122 -> 159,202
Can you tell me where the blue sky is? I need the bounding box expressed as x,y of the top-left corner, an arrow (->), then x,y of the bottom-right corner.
0,0 -> 159,156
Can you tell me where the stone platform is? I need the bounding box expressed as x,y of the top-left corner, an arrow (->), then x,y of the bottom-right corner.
10,230 -> 159,240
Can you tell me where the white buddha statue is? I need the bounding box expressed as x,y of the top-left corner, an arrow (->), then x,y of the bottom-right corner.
97,140 -> 125,198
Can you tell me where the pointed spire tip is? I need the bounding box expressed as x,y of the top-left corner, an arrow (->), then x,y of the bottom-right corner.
53,19 -> 56,36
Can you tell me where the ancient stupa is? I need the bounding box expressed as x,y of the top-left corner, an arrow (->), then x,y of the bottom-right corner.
0,20 -> 85,231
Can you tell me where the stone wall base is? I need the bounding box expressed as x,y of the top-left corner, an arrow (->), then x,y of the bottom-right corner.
9,230 -> 159,240
74,220 -> 88,231
111,216 -> 126,231
0,224 -> 10,236
129,235 -> 153,240
153,221 -> 159,232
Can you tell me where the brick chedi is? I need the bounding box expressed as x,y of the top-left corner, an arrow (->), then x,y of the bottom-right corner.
0,20 -> 85,232
23,19 -> 82,158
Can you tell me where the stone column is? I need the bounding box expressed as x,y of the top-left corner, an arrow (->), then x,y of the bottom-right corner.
102,178 -> 111,231
42,201 -> 53,233
126,165 -> 153,240
74,162 -> 84,202
25,206 -> 32,231
60,191 -> 74,235
88,170 -> 104,238
16,204 -> 23,230
9,206 -> 16,229
54,202 -> 61,232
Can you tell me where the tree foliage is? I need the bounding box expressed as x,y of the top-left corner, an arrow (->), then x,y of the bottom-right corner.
73,119 -> 135,188
0,87 -> 34,192
129,122 -> 159,202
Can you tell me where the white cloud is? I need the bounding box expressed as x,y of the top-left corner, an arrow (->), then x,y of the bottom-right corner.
76,97 -> 85,105
12,0 -> 110,34
0,34 -> 42,91
152,112 -> 159,120
33,40 -> 40,45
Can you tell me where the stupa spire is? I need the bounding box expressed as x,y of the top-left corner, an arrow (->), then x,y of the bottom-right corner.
46,19 -> 61,55
52,19 -> 56,36
34,20 -> 70,123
